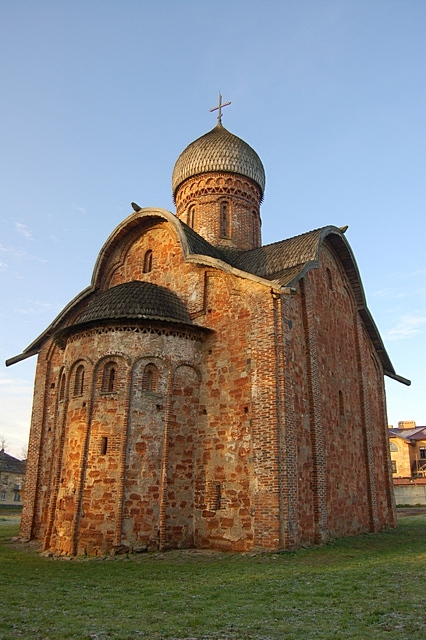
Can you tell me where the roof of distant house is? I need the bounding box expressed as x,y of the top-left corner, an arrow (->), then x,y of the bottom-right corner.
388,426 -> 426,441
0,449 -> 26,474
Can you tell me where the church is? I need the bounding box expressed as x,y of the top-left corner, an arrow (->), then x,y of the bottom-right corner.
8,101 -> 410,555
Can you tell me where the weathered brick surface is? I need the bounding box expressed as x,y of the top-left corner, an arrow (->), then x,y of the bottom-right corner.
19,158 -> 395,555
175,172 -> 262,250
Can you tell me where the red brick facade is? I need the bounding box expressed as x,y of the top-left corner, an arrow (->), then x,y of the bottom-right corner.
175,171 -> 262,250
16,124 -> 399,555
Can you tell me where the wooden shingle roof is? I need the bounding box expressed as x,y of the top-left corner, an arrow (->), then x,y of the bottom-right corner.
77,280 -> 192,326
172,124 -> 265,198
6,208 -> 409,385
0,449 -> 26,475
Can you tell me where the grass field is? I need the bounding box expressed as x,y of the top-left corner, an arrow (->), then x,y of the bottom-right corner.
0,514 -> 425,640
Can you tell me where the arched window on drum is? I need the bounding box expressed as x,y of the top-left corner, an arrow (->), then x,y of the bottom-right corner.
220,201 -> 230,238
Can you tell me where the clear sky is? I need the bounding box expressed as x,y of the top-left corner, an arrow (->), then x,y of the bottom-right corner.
1,0 -> 425,458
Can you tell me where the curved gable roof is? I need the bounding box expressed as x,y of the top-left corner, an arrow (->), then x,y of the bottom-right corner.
227,226 -> 409,385
6,208 -> 225,365
91,208 -> 226,288
5,211 -> 409,385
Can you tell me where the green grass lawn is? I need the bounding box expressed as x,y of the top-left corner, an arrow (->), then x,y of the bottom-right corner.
0,515 -> 425,640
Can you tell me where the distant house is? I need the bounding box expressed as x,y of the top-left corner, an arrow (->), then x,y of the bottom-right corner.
0,449 -> 26,506
388,421 -> 426,505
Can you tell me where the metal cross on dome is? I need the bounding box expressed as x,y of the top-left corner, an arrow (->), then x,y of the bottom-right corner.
210,93 -> 231,124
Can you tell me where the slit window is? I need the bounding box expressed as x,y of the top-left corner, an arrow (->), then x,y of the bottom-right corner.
339,390 -> 345,416
143,249 -> 153,273
59,373 -> 66,401
73,364 -> 85,396
220,201 -> 230,238
100,437 -> 108,455
188,206 -> 195,229
102,363 -> 116,392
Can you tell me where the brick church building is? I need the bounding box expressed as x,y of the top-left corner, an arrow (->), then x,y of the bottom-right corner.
8,107 -> 409,555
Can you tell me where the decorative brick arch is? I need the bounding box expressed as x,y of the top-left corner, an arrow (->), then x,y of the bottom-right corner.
132,356 -> 170,394
68,357 -> 93,398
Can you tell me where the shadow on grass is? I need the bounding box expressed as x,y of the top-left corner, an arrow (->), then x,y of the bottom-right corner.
0,516 -> 425,639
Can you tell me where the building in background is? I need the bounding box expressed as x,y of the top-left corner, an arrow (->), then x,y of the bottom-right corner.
388,421 -> 426,506
0,449 -> 26,506
7,110 -> 410,555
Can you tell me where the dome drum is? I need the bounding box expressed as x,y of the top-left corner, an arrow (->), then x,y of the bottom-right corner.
172,124 -> 265,251
174,171 -> 262,212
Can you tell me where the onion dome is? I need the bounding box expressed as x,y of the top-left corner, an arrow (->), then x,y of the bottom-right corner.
172,123 -> 266,199
77,281 -> 192,326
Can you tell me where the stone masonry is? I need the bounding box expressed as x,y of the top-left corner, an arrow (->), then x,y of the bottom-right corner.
9,120 -> 408,555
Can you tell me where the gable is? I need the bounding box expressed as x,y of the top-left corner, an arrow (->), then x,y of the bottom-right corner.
5,211 -> 409,388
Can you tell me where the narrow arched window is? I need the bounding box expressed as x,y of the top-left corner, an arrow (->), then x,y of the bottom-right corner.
339,390 -> 345,416
102,363 -> 116,393
220,201 -> 229,238
252,210 -> 257,245
188,206 -> 195,229
326,267 -> 333,290
59,373 -> 66,401
73,364 -> 85,397
143,249 -> 153,273
142,363 -> 158,392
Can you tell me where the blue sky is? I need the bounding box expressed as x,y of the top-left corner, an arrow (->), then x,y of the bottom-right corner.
1,0 -> 425,457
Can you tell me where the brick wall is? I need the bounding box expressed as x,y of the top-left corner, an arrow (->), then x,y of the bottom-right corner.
175,172 -> 262,250
20,216 -> 394,555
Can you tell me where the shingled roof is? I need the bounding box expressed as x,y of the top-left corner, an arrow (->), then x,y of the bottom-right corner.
5,208 -> 409,385
77,280 -> 192,326
389,427 -> 426,441
172,124 -> 266,198
0,449 -> 26,475
220,227 -> 328,286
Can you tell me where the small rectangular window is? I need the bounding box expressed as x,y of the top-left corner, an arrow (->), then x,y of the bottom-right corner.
391,460 -> 397,473
420,447 -> 426,460
101,437 -> 108,455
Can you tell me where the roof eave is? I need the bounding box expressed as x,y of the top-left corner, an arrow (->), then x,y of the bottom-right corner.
5,286 -> 94,367
384,370 -> 411,386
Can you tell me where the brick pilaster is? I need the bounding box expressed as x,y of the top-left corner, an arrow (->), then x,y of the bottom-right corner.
300,278 -> 329,544
19,354 -> 50,541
